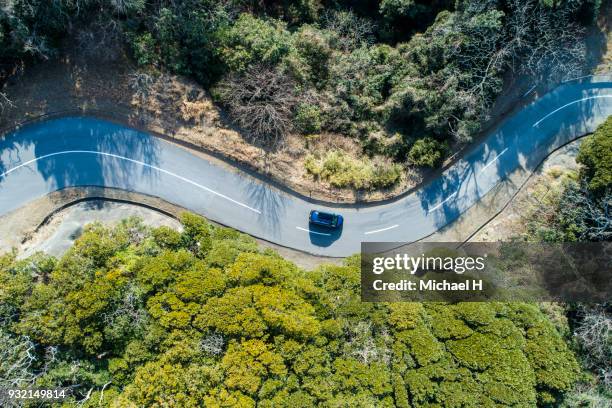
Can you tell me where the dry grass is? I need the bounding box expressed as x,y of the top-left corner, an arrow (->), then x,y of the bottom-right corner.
180,99 -> 216,125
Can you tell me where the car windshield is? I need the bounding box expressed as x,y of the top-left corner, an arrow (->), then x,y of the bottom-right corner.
317,212 -> 335,221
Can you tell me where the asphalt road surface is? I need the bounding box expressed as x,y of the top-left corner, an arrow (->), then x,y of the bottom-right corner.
1,76 -> 611,256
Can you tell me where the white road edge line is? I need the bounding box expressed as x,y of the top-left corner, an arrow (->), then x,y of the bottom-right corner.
562,74 -> 596,83
0,150 -> 261,214
364,224 -> 399,235
296,226 -> 331,236
427,192 -> 457,213
532,95 -> 612,127
522,85 -> 536,98
479,147 -> 508,174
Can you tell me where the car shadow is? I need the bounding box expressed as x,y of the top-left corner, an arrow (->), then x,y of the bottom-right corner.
308,223 -> 343,247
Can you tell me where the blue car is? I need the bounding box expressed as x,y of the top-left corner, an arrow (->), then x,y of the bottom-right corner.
309,210 -> 344,229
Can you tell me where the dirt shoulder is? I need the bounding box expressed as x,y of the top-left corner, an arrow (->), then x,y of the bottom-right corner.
18,201 -> 183,259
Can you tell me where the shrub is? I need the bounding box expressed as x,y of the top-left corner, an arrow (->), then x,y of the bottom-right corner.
408,137 -> 448,168
379,0 -> 421,21
131,32 -> 158,66
152,226 -> 182,250
294,104 -> 322,135
216,13 -> 292,73
371,159 -> 403,188
290,25 -> 332,85
328,44 -> 408,125
576,116 -> 612,195
305,150 -> 401,189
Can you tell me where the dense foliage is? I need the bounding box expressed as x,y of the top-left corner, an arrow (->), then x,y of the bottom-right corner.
526,117 -> 611,242
0,0 -> 601,185
304,149 -> 402,189
576,115 -> 612,196
0,213 -> 582,406
520,117 -> 611,405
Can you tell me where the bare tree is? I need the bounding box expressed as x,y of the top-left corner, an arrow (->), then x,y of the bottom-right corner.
129,72 -> 154,100
76,19 -> 124,62
0,92 -> 13,114
321,9 -> 376,51
509,0 -> 587,83
0,333 -> 37,389
102,284 -> 148,343
574,305 -> 612,388
441,0 -> 588,142
217,65 -> 302,146
343,321 -> 392,365
109,0 -> 145,15
559,183 -> 611,241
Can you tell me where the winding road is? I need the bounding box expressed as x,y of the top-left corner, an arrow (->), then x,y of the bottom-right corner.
1,76 -> 611,256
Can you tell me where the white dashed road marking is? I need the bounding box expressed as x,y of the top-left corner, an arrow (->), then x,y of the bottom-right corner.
532,95 -> 612,127
427,192 -> 457,213
364,224 -> 399,235
522,85 -> 536,98
0,150 -> 262,214
479,148 -> 508,174
296,226 -> 331,236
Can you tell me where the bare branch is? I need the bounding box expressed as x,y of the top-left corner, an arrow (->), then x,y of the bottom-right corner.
217,65 -> 303,146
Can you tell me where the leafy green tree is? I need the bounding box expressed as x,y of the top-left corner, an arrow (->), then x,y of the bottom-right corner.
289,25 -> 333,85
131,32 -> 159,67
294,103 -> 323,134
576,116 -> 612,195
216,13 -> 292,73
408,137 -> 448,167
379,0 -> 421,21
0,213 -> 582,406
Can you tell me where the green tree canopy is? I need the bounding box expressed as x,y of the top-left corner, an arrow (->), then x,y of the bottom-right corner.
577,116 -> 612,195
0,214 -> 581,406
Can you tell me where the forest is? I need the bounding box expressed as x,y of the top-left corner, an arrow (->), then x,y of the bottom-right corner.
0,0 -> 604,189
0,214 -> 587,407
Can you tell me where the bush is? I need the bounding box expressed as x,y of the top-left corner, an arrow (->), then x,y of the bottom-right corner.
216,13 -> 292,73
328,44 -> 408,125
408,137 -> 448,168
379,0 -> 421,21
152,226 -> 182,250
372,158 -> 403,188
576,117 -> 612,195
305,150 -> 401,189
131,32 -> 158,66
294,104 -> 322,134
290,25 -> 332,85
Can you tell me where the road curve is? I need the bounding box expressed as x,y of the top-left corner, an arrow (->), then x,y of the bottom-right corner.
1,76 -> 611,256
